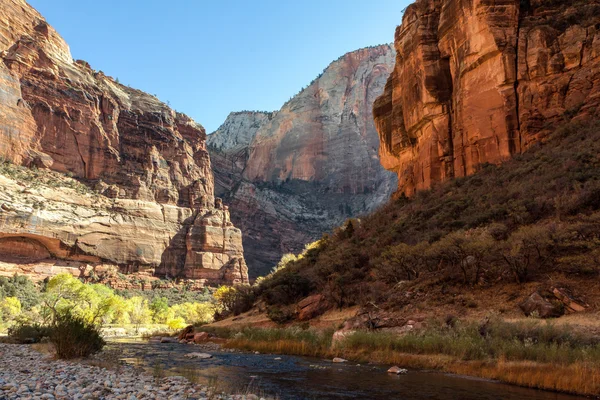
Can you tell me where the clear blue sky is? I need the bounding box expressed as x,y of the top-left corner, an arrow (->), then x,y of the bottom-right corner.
28,0 -> 409,132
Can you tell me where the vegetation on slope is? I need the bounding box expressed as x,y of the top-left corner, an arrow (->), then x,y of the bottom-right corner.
249,120 -> 600,316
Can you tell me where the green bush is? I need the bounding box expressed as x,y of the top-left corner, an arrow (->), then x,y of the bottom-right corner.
267,306 -> 294,324
50,313 -> 105,359
7,323 -> 52,344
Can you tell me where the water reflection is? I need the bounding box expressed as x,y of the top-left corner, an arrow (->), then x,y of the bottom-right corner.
109,341 -> 585,400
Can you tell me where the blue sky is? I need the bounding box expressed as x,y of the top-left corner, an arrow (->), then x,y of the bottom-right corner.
28,0 -> 409,132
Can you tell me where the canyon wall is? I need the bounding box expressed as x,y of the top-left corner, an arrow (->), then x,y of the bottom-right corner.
374,0 -> 600,195
208,46 -> 397,276
0,0 -> 248,285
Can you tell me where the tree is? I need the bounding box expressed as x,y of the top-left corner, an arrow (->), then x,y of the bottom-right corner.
214,286 -> 238,314
44,274 -> 115,324
376,242 -> 428,283
127,297 -> 152,333
149,297 -> 170,324
0,275 -> 41,310
431,231 -> 494,285
167,317 -> 187,330
271,253 -> 297,274
501,225 -> 553,283
109,296 -> 131,325
171,302 -> 214,325
0,297 -> 21,327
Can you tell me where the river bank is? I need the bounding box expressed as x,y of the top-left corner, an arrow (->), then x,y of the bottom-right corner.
0,343 -> 264,400
109,339 -> 587,400
197,320 -> 600,397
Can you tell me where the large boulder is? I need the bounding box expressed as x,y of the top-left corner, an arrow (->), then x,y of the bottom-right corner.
178,325 -> 195,341
520,287 -> 589,318
519,292 -> 563,318
297,294 -> 328,321
552,287 -> 588,313
193,332 -> 210,344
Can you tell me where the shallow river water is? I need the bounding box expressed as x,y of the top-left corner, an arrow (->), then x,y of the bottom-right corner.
109,340 -> 586,400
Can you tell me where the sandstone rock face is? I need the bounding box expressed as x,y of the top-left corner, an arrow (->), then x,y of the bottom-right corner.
0,0 -> 248,285
208,111 -> 274,196
374,0 -> 600,195
208,46 -> 398,276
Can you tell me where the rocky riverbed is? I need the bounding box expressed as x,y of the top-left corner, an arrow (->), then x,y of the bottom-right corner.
0,344 -> 264,400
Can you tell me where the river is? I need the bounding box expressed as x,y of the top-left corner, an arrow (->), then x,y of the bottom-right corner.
109,340 -> 586,400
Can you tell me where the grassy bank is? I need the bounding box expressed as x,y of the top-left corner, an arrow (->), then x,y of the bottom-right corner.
200,319 -> 600,396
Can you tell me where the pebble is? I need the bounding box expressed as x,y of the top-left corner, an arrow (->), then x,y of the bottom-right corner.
0,344 -> 269,400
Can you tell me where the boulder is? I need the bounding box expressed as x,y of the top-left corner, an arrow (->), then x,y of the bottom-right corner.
552,287 -> 588,313
332,358 -> 348,363
387,366 -> 408,375
160,337 -> 179,344
193,332 -> 210,344
178,325 -> 195,341
332,330 -> 355,346
297,294 -> 327,321
519,292 -> 563,318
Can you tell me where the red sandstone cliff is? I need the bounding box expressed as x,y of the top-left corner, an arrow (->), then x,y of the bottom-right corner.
374,0 -> 600,195
0,0 -> 248,285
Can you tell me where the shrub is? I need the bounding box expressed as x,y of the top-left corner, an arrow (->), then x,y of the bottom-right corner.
267,306 -> 294,324
50,313 -> 105,359
7,323 -> 52,344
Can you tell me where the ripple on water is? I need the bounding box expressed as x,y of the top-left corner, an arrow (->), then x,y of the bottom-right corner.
110,341 -> 587,400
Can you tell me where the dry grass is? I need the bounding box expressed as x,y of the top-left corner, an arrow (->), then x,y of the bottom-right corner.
30,342 -> 55,357
451,360 -> 600,395
226,339 -> 600,395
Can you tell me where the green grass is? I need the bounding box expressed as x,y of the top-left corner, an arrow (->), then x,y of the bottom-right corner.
211,319 -> 600,395
339,319 -> 600,365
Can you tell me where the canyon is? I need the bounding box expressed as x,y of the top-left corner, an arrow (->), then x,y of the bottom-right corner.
208,46 -> 398,276
0,0 -> 248,286
374,0 -> 600,195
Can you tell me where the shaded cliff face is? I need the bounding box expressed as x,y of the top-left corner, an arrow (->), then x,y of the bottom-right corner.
208,46 -> 398,277
208,111 -> 274,196
0,0 -> 248,285
374,0 -> 600,196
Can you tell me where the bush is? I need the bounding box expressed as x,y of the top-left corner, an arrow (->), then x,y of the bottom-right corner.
7,323 -> 52,344
51,313 -> 105,359
267,306 -> 294,324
